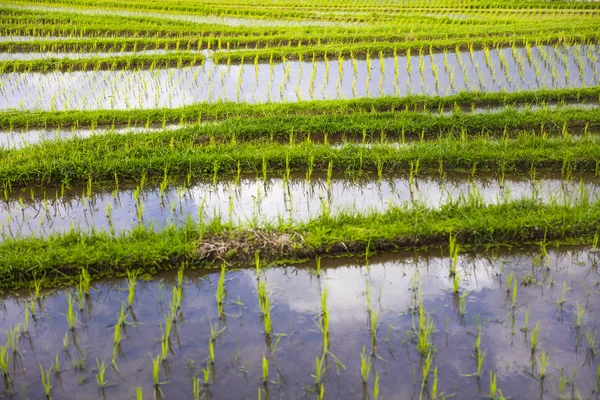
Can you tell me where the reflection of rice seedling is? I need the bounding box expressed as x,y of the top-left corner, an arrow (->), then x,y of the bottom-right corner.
420,352 -> 433,395
557,281 -> 570,310
511,279 -> 518,309
575,302 -> 584,328
585,329 -> 598,356
458,291 -> 469,315
520,307 -> 530,332
262,353 -> 269,384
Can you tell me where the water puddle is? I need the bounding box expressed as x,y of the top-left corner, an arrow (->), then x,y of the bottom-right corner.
1,43 -> 597,111
0,246 -> 597,399
1,172 -> 598,238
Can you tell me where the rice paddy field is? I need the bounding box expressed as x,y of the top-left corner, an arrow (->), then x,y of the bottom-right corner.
1,0 -> 600,399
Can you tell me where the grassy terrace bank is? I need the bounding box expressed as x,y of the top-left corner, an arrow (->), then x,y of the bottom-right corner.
2,87 -> 598,128
211,34 -> 600,63
0,133 -> 599,187
0,51 -> 204,72
0,199 -> 598,291
3,17 -> 598,40
2,22 -> 599,51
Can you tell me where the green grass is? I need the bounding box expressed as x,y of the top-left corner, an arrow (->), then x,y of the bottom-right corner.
0,51 -> 205,72
212,34 -> 599,63
0,130 -> 598,187
2,87 -> 598,129
1,196 -> 597,290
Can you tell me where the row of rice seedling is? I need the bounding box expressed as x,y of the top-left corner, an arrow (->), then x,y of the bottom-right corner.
6,105 -> 600,152
3,86 -> 597,129
1,195 -> 599,290
211,35 -> 600,63
0,51 -> 204,72
1,169 -> 596,238
1,127 -> 599,187
9,22 -> 600,54
4,10 -> 598,43
0,0 -> 598,398
7,0 -> 600,25
3,42 -> 598,111
0,245 -> 596,398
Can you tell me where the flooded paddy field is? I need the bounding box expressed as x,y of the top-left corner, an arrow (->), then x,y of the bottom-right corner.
1,43 -> 598,111
1,172 -> 599,238
1,0 -> 599,398
0,247 -> 598,399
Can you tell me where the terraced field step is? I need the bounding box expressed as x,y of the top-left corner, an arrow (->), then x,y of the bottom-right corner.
2,171 -> 596,237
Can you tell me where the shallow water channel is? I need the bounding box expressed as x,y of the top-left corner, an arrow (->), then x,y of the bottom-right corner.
0,246 -> 598,399
1,43 -> 598,111
1,172 -> 598,238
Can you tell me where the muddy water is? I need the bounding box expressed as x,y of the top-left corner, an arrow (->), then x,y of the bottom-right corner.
0,246 -> 598,399
1,172 -> 598,238
1,43 -> 598,111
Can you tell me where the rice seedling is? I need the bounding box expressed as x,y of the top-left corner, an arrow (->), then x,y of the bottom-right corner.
216,263 -> 226,317
360,346 -> 371,385
65,293 -> 78,330
95,358 -> 110,389
151,355 -> 167,388
262,353 -> 269,384
6,324 -> 21,356
80,268 -> 91,296
420,351 -> 433,397
415,305 -> 435,357
126,269 -> 138,307
511,279 -> 518,309
202,362 -> 211,386
458,291 -> 469,315
311,354 -> 326,389
39,363 -> 52,399
0,345 -> 10,381
557,281 -> 570,310
370,309 -> 379,354
538,350 -> 550,379
531,322 -> 541,354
